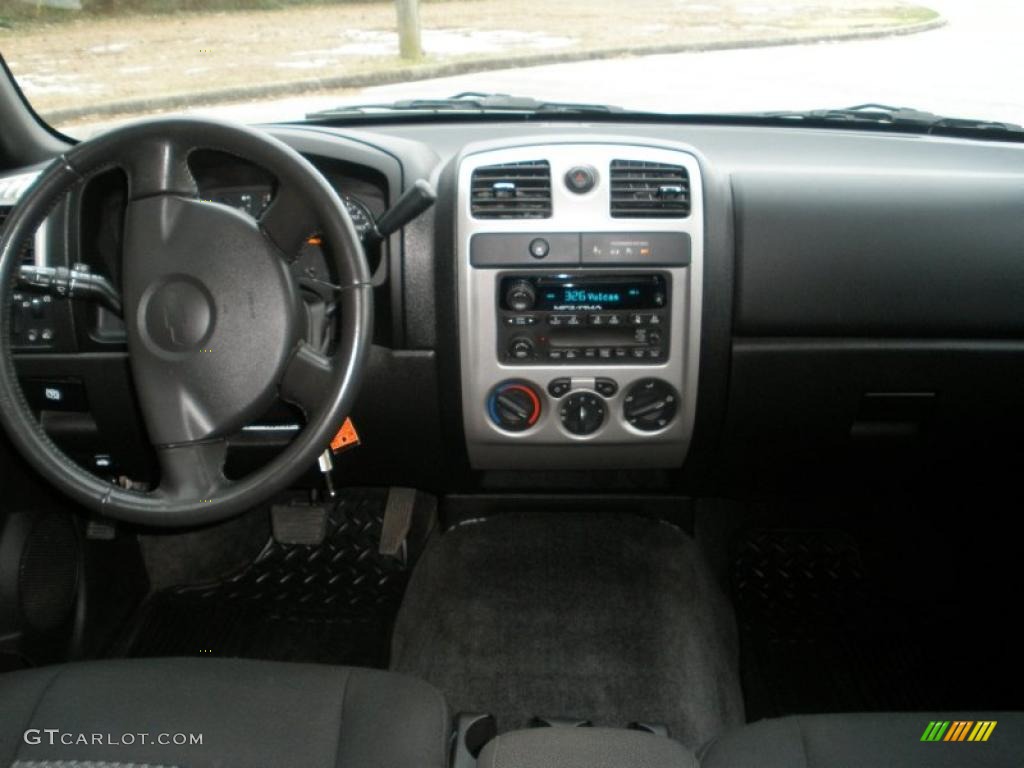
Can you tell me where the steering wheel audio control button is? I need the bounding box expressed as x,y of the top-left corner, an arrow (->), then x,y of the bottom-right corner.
488,381 -> 542,432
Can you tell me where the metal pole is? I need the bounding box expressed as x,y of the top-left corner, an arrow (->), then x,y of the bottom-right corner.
395,0 -> 422,60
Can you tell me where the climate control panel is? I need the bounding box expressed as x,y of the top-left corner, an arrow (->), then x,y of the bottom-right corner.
486,376 -> 680,439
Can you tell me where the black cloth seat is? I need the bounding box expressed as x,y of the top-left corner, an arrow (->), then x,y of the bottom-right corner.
0,658 -> 449,768
700,712 -> 1024,768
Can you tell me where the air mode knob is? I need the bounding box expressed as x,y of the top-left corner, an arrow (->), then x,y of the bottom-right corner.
623,379 -> 679,432
505,279 -> 536,312
488,381 -> 542,432
560,392 -> 606,436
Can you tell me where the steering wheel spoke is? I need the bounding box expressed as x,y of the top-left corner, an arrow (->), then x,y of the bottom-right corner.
124,135 -> 199,200
260,179 -> 321,257
279,341 -> 335,415
154,439 -> 229,505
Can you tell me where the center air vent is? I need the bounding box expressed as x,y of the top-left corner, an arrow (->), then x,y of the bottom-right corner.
609,160 -> 690,218
0,207 -> 35,264
471,160 -> 552,219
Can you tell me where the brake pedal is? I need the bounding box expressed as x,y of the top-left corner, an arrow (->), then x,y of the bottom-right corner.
271,503 -> 328,546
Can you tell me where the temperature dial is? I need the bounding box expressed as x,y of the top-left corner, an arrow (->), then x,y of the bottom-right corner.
623,379 -> 679,432
560,392 -> 606,436
488,381 -> 542,432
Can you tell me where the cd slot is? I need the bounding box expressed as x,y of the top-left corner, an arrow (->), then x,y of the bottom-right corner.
548,328 -> 644,348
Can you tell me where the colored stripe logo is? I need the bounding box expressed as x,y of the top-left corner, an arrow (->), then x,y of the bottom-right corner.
921,721 -> 997,742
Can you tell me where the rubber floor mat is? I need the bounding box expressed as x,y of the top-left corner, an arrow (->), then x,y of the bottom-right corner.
120,489 -> 409,666
732,528 -> 1013,719
391,512 -> 745,750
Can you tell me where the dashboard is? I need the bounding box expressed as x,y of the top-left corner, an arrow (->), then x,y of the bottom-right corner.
206,185 -> 376,239
4,117 -> 1024,494
190,148 -> 388,275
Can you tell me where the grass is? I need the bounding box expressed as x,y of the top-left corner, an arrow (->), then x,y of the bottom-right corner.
0,0 -> 940,122
1,0 -> 379,28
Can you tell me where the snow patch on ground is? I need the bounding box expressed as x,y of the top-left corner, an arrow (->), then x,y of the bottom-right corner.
738,4 -> 801,15
277,28 -> 574,68
18,72 -> 101,96
88,42 -> 132,54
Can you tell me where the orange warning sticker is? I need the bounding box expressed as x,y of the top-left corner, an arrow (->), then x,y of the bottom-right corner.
330,417 -> 361,453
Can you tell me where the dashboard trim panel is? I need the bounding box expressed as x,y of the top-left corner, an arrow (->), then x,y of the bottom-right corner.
456,139 -> 704,470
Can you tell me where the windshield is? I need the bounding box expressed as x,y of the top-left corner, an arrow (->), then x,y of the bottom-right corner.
0,0 -> 1019,136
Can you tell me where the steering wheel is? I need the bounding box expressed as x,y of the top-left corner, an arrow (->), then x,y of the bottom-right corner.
0,118 -> 372,526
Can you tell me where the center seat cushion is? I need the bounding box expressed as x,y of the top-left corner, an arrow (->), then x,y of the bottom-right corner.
479,727 -> 699,768
700,712 -> 1024,768
0,657 -> 449,768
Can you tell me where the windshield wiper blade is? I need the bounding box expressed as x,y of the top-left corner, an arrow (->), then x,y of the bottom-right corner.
763,103 -> 940,125
750,103 -> 1024,134
305,92 -> 625,119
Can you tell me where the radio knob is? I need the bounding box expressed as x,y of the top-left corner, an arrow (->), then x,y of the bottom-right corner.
508,337 -> 535,360
488,381 -> 542,432
505,279 -> 536,312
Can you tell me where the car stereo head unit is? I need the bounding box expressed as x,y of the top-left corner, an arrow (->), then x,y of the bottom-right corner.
497,273 -> 670,364
528,275 -> 666,312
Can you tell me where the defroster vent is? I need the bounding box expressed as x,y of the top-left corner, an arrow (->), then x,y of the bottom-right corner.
609,160 -> 690,218
471,160 -> 552,219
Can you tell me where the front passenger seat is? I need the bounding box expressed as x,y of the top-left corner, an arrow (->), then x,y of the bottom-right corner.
701,712 -> 1023,767
0,658 -> 449,768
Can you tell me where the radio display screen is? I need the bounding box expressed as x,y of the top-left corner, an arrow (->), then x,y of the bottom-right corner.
535,276 -> 666,311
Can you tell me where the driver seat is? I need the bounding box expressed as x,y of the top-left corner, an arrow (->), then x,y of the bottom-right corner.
0,657 -> 449,768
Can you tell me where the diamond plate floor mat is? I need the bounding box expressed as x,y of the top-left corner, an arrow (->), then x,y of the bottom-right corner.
732,527 -> 1014,720
119,489 -> 414,666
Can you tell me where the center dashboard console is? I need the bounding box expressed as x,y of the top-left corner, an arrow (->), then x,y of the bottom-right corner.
456,141 -> 704,469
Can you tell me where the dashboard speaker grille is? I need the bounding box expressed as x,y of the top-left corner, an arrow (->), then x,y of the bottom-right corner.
471,160 -> 552,219
609,159 -> 690,218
